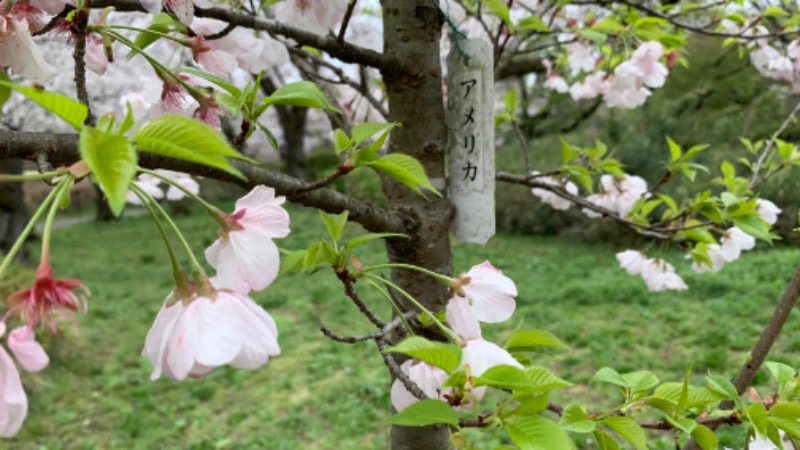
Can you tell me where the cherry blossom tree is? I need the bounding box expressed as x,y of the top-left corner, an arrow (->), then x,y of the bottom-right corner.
4,0 -> 800,449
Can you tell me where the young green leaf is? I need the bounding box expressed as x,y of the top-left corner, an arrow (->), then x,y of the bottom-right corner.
473,365 -> 536,391
334,128 -> 352,155
507,416 -> 575,450
351,122 -> 400,146
384,336 -> 462,373
603,417 -> 647,450
560,404 -> 596,433
593,430 -> 621,450
262,81 -> 338,111
79,127 -> 137,217
319,210 -> 349,243
0,80 -> 88,130
134,114 -> 249,179
705,374 -> 738,401
0,72 -> 10,111
367,153 -> 440,197
691,424 -> 719,450
506,329 -> 569,353
387,399 -> 458,427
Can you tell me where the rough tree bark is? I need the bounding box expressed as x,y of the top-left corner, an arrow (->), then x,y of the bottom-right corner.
381,1 -> 453,449
260,76 -> 310,180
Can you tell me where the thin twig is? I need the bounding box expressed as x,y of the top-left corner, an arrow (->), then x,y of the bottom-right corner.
376,337 -> 427,400
749,100 -> 800,189
288,164 -> 353,194
203,22 -> 237,40
510,119 -> 531,175
320,327 -> 384,343
337,269 -> 386,329
337,0 -> 358,44
72,9 -> 94,125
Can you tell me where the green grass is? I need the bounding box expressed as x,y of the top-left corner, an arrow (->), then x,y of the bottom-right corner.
8,203 -> 800,449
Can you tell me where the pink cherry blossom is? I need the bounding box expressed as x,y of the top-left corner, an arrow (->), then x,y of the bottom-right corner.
274,0 -> 348,34
641,259 -> 687,292
6,255 -> 89,331
450,261 -> 517,325
616,250 -> 645,275
630,41 -> 668,88
544,75 -> 569,93
390,360 -> 452,412
191,18 -> 289,72
583,174 -> 648,218
84,37 -> 108,76
567,42 -> 596,74
756,199 -> 782,225
719,227 -> 755,262
29,0 -> 69,15
0,343 -> 26,438
189,36 -> 238,77
143,287 -> 280,381
569,71 -> 608,101
461,339 -> 522,376
0,18 -> 52,83
7,327 -> 48,373
205,186 -> 290,294
530,172 -> 578,210
142,0 -> 194,26
604,61 -> 651,109
690,244 -> 726,274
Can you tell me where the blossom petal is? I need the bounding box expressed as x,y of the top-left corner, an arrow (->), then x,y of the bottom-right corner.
7,327 -> 48,373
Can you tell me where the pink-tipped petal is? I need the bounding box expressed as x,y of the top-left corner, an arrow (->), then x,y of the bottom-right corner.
7,327 -> 48,373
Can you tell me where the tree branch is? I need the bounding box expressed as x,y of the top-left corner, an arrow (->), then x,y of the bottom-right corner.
89,0 -> 410,75
684,264 -> 800,450
0,130 -> 405,233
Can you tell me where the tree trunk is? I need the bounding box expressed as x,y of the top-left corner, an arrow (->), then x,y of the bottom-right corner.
0,159 -> 28,260
381,2 -> 453,449
260,76 -> 309,180
94,184 -> 118,222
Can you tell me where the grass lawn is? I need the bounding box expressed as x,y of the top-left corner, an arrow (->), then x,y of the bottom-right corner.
7,201 -> 800,449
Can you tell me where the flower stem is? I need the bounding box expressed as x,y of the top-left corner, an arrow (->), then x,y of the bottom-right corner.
361,263 -> 454,286
137,168 -> 221,217
130,183 -> 207,280
0,177 -> 70,278
0,169 -> 69,183
40,178 -> 72,261
362,272 -> 458,342
364,278 -> 414,336
131,186 -> 190,296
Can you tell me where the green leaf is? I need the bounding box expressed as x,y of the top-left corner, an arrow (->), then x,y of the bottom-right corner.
593,430 -> 621,450
561,139 -> 575,164
387,399 -> 458,427
622,371 -> 659,393
650,382 -> 724,411
591,367 -> 628,388
666,416 -> 696,434
734,214 -> 771,241
525,367 -> 572,392
763,5 -> 790,17
747,402 -> 769,437
118,102 -> 136,136
257,123 -> 279,150
603,417 -> 647,450
384,336 -> 462,373
591,15 -> 626,32
504,89 -> 518,113
319,210 -> 348,242
351,122 -> 400,146
516,16 -> 550,32
278,249 -> 307,276
765,361 -> 796,385
667,137 -> 682,162
474,365 -> 536,391
705,375 -> 738,401
134,115 -> 247,179
691,424 -> 719,450
215,92 -> 243,114
771,416 -> 800,439
367,153 -> 440,196
770,402 -> 800,421
506,329 -> 569,353
346,232 -> 407,250
0,80 -> 88,130
580,29 -> 607,44
506,396 -> 547,417
179,67 -> 242,97
480,0 -> 512,29
507,416 -> 575,450
130,13 -> 187,59
334,128 -> 352,155
0,72 -> 10,111
560,404 -> 596,433
79,127 -> 137,217
262,81 -> 338,111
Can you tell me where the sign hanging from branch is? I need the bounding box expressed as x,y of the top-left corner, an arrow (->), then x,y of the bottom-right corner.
446,38 -> 495,244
